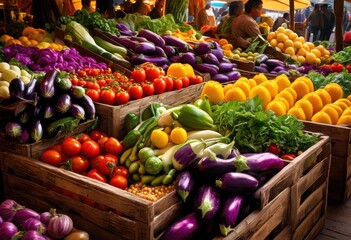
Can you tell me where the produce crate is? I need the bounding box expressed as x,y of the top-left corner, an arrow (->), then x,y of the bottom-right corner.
213,187 -> 291,240
238,69 -> 277,80
290,135 -> 331,239
0,119 -> 96,158
229,59 -> 255,72
95,82 -> 205,139
0,152 -> 184,240
302,121 -> 351,202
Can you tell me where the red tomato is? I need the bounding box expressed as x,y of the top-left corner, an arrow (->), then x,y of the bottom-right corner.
280,153 -> 296,160
87,169 -> 107,182
131,67 -> 146,83
153,78 -> 166,94
104,68 -> 112,74
77,70 -> 87,77
112,166 -> 130,178
189,75 -> 203,85
145,65 -> 161,82
100,89 -> 116,105
330,63 -> 344,73
78,80 -> 86,87
77,133 -> 91,143
71,156 -> 89,173
89,130 -> 107,141
97,136 -> 108,154
71,77 -> 78,86
180,77 -> 190,88
97,79 -> 107,87
61,137 -> 82,157
90,155 -> 105,169
82,197 -> 96,207
128,85 -> 143,100
81,140 -> 100,158
98,154 -> 117,175
115,91 -> 130,105
104,137 -> 123,156
346,64 -> 351,73
164,76 -> 173,91
110,175 -> 128,190
142,82 -> 155,96
91,82 -> 100,91
84,81 -> 95,89
267,143 -> 282,155
173,78 -> 183,90
40,149 -> 63,166
90,68 -> 100,77
86,89 -> 100,102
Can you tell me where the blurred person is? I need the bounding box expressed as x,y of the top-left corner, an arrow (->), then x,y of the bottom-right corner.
81,0 -> 91,11
96,0 -> 115,18
230,0 -> 263,49
272,12 -> 289,31
306,4 -> 322,42
150,0 -> 165,19
217,1 -> 244,38
320,4 -> 335,41
295,9 -> 305,23
196,2 -> 211,30
31,0 -> 61,29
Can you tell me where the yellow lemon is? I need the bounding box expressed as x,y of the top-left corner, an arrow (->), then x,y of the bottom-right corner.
291,80 -> 310,100
337,115 -> 351,125
150,130 -> 169,149
295,99 -> 314,120
170,127 -> 188,144
224,87 -> 247,102
297,47 -> 307,56
306,42 -> 315,50
303,92 -> 324,114
285,47 -> 295,56
249,85 -> 271,109
311,111 -> 332,124
289,32 -> 298,41
306,52 -> 317,64
277,42 -> 285,51
315,89 -> 332,105
284,39 -> 294,48
274,74 -> 291,92
322,105 -> 340,124
267,32 -> 276,41
324,83 -> 343,102
287,106 -> 306,120
276,27 -> 285,33
266,100 -> 287,116
311,48 -> 321,58
293,41 -> 302,49
270,39 -> 278,47
297,55 -> 306,63
276,33 -> 289,43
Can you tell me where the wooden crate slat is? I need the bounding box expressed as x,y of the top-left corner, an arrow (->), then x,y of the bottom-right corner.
303,217 -> 326,240
302,121 -> 351,142
273,226 -> 292,240
346,175 -> 351,201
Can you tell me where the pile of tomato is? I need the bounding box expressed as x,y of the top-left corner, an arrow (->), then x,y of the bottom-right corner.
40,130 -> 129,211
70,63 -> 203,106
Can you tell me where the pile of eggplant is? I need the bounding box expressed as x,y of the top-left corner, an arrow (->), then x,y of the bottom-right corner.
103,26 -> 240,83
160,151 -> 286,239
1,69 -> 95,143
254,56 -> 297,76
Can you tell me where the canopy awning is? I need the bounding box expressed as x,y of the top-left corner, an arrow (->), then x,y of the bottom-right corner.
262,0 -> 310,12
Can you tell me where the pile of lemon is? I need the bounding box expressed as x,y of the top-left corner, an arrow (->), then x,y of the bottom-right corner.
222,73 -> 351,125
266,27 -> 330,65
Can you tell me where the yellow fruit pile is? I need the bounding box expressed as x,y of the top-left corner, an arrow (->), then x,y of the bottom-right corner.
266,27 -> 330,64
0,27 -> 67,51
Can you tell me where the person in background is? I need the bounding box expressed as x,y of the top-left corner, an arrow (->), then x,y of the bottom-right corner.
306,4 -> 322,42
230,0 -> 263,49
196,2 -> 211,30
150,0 -> 165,19
81,0 -> 91,11
320,4 -> 335,41
96,0 -> 115,18
295,9 -> 305,23
217,1 -> 244,38
31,0 -> 61,29
272,12 -> 289,31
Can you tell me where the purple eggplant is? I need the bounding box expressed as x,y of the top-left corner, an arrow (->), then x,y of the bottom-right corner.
5,121 -> 23,140
212,41 -> 221,49
163,45 -> 176,57
211,73 -> 229,82
216,172 -> 259,193
18,110 -> 31,124
160,212 -> 201,240
255,54 -> 269,64
116,22 -> 135,36
218,62 -> 235,72
277,70 -> 290,76
78,95 -> 95,119
129,54 -> 169,66
180,52 -> 196,65
234,152 -> 285,172
129,36 -> 148,42
43,104 -> 55,119
194,63 -> 219,76
272,65 -> 286,73
211,48 -> 224,61
197,156 -> 236,176
194,185 -> 221,220
201,53 -> 220,65
219,195 -> 244,236
194,42 -> 212,54
255,66 -> 269,73
260,63 -> 268,69
110,36 -> 137,50
24,78 -> 38,99
220,57 -> 231,63
137,29 -> 165,47
169,55 -> 181,63
223,70 -> 241,81
265,59 -> 284,68
135,41 -> 156,54
9,77 -> 25,98
21,230 -> 46,240
155,46 -> 167,57
57,77 -> 72,92
70,85 -> 85,98
40,69 -> 59,98
175,170 -> 196,203
56,94 -> 71,114
163,35 -> 190,50
172,141 -> 206,171
70,103 -> 85,119
30,120 -> 43,142
18,129 -> 30,143
13,208 -> 40,225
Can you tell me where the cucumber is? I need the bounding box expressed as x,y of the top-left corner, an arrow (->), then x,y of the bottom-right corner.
93,36 -> 128,58
81,40 -> 106,55
151,174 -> 166,186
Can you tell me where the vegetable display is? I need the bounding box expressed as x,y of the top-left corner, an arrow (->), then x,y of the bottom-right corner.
0,199 -> 89,239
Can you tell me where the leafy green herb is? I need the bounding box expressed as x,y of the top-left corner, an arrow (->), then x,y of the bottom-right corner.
309,71 -> 351,97
212,97 -> 318,153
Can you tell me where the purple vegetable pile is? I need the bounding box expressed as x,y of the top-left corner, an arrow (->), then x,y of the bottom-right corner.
160,151 -> 285,239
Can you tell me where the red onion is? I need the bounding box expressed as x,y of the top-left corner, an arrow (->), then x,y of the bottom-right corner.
13,208 -> 40,225
0,200 -> 24,222
21,230 -> 46,240
40,211 -> 51,226
0,199 -> 18,208
0,216 -> 3,225
0,222 -> 19,240
47,209 -> 73,239
22,218 -> 47,234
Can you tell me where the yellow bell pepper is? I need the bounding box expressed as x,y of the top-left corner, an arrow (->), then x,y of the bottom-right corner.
200,81 -> 224,104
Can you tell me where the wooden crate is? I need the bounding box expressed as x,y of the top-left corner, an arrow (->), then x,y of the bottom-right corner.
302,121 -> 351,202
0,152 -> 184,240
0,119 -> 96,158
238,69 -> 277,80
290,137 -> 331,238
213,188 -> 291,240
95,82 -> 204,139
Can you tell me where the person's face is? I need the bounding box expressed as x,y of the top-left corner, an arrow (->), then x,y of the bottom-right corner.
252,4 -> 263,18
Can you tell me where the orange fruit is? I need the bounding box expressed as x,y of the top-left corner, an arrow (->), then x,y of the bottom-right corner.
233,81 -> 251,97
274,97 -> 289,112
347,95 -> 351,102
283,87 -> 297,102
315,89 -> 332,105
247,79 -> 257,89
342,107 -> 351,116
253,73 -> 268,85
322,105 -> 339,125
260,80 -> 278,98
274,74 -> 291,92
311,111 -> 332,124
249,85 -> 271,109
295,99 -> 314,120
334,101 -> 349,111
224,87 -> 247,102
293,76 -> 314,92
287,106 -> 306,120
335,98 -> 351,107
337,115 -> 351,125
324,83 -> 343,102
266,101 -> 287,116
326,103 -> 344,117
276,90 -> 295,108
290,80 -> 310,100
303,92 -> 324,114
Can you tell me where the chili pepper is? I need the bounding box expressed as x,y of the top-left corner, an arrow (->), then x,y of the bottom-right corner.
280,153 -> 296,161
346,64 -> 351,73
125,113 -> 140,132
267,143 -> 282,155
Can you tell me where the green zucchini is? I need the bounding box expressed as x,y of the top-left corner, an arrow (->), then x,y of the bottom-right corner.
81,40 -> 106,55
93,36 -> 128,58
